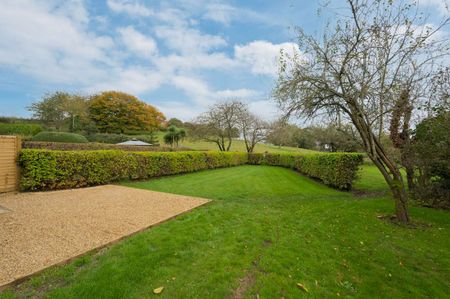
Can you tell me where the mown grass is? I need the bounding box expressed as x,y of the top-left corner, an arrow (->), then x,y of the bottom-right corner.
1,165 -> 449,298
156,131 -> 317,154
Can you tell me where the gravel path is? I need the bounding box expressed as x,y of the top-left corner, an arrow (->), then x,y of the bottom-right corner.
0,185 -> 209,287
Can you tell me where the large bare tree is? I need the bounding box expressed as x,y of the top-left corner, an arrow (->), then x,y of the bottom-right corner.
236,104 -> 268,153
274,0 -> 449,223
192,100 -> 244,151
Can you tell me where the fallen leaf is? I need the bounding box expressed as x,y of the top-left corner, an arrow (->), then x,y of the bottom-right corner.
297,283 -> 309,292
153,287 -> 164,294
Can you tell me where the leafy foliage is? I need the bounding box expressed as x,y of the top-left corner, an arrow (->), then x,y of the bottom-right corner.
22,141 -> 178,152
412,113 -> 450,209
31,132 -> 88,143
89,91 -> 165,133
28,92 -> 89,131
19,150 -> 248,190
0,123 -> 43,137
163,126 -> 186,147
248,152 -> 363,190
19,149 -> 362,191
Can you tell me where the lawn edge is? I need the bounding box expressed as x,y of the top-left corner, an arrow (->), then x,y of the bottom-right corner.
0,199 -> 212,292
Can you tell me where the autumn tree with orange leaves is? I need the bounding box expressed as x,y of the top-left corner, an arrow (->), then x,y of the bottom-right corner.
89,91 -> 165,133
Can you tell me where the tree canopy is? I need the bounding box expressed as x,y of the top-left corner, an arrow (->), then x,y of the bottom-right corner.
89,91 -> 165,133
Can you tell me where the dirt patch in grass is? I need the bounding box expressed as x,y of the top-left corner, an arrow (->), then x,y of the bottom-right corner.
0,185 -> 209,288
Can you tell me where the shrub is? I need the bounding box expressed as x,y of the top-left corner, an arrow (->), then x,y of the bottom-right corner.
0,123 -> 43,137
22,141 -> 188,152
31,132 -> 88,143
412,113 -> 450,209
19,150 -> 248,190
248,152 -> 363,190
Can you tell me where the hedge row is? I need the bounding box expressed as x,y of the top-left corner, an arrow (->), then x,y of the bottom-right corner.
0,123 -> 43,136
19,150 -> 363,191
31,131 -> 89,143
22,141 -> 191,152
19,150 -> 248,191
248,152 -> 363,190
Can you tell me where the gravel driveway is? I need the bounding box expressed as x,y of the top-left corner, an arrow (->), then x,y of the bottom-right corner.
0,185 -> 209,287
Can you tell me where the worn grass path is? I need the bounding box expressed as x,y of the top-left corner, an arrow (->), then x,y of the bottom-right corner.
1,165 -> 449,298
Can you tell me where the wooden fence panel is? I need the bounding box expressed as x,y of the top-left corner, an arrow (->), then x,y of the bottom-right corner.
0,136 -> 21,192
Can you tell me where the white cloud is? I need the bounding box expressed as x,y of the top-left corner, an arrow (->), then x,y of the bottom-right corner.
90,67 -> 163,95
106,0 -> 153,17
418,0 -> 450,15
234,40 -> 300,76
203,3 -> 236,25
171,75 -> 260,106
117,26 -> 157,58
155,25 -> 227,54
248,99 -> 280,121
0,0 -> 114,85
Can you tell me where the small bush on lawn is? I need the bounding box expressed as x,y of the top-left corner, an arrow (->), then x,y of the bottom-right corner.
248,152 -> 363,190
0,123 -> 43,137
31,132 -> 88,143
19,150 -> 248,190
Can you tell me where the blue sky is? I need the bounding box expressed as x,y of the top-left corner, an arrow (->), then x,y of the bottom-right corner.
0,0 -> 447,121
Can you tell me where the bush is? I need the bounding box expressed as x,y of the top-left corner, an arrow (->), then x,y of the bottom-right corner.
31,132 -> 88,143
19,150 -> 248,190
22,141 -> 187,152
248,152 -> 363,190
0,123 -> 43,137
412,113 -> 450,209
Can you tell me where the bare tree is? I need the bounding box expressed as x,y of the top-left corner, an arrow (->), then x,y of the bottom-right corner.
274,0 -> 450,223
236,105 -> 268,153
192,100 -> 244,151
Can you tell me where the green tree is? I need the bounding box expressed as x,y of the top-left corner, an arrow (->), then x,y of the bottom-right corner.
274,0 -> 449,223
163,126 -> 186,147
167,118 -> 184,128
29,92 -> 70,130
89,91 -> 165,133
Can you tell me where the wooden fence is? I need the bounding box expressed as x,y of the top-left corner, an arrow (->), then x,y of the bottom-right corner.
0,136 -> 21,192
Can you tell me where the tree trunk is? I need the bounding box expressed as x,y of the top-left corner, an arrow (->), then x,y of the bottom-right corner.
390,177 -> 410,223
351,111 -> 410,223
405,166 -> 415,191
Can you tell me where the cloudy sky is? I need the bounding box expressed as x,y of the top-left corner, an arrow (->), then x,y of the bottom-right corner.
0,0 -> 447,121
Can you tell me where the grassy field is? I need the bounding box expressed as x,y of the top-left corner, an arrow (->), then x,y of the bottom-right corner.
156,131 -> 317,153
1,165 -> 449,298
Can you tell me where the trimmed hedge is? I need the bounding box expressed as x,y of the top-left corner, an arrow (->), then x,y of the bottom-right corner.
31,131 -> 89,143
248,152 -> 363,190
19,150 -> 248,190
19,150 -> 363,191
0,123 -> 42,136
22,141 -> 191,152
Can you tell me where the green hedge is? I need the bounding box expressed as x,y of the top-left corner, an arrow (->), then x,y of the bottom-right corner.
19,150 -> 248,190
0,123 -> 42,136
31,132 -> 88,143
22,141 -> 186,152
248,152 -> 363,190
19,150 -> 363,191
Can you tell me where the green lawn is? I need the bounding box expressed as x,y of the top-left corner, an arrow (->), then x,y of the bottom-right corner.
156,131 -> 317,154
1,166 -> 449,298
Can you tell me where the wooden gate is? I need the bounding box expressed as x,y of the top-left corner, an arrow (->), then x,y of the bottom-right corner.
0,136 -> 21,192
